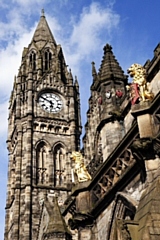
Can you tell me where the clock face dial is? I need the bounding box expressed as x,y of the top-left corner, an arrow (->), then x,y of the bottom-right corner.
38,92 -> 63,113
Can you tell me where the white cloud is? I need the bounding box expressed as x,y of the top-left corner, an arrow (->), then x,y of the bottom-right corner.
0,1 -> 53,45
11,0 -> 50,9
71,2 -> 119,52
62,2 -> 120,77
0,11 -> 25,41
0,101 -> 8,134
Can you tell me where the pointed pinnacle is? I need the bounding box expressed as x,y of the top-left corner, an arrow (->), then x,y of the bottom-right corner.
41,9 -> 45,17
74,76 -> 79,87
69,69 -> 73,77
91,61 -> 97,76
68,68 -> 73,84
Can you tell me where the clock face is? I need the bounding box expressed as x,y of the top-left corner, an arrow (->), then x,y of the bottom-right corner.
38,92 -> 63,113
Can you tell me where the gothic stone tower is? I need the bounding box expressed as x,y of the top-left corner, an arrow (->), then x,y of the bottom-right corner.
83,44 -> 128,165
5,12 -> 81,240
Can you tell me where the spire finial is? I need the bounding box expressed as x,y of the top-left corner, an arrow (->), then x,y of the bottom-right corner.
41,9 -> 45,17
104,44 -> 112,54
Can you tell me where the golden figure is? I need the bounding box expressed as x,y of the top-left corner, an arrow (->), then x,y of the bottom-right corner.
70,151 -> 92,183
127,63 -> 154,102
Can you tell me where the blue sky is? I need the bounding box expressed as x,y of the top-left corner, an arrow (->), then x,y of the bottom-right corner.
0,0 -> 160,237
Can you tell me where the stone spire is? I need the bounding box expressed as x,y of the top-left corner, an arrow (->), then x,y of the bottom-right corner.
32,9 -> 57,47
99,44 -> 125,80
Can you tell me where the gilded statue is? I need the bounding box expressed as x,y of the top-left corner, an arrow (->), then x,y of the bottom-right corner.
71,151 -> 92,183
127,63 -> 154,104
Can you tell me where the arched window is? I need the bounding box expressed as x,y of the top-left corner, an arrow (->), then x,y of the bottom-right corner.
44,49 -> 52,70
36,142 -> 47,184
53,144 -> 65,186
29,51 -> 36,70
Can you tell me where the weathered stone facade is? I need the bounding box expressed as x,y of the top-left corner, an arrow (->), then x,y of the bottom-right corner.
4,12 -> 160,240
4,13 -> 81,240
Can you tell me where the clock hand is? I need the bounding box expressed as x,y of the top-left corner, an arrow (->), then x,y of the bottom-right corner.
40,96 -> 53,105
40,96 -> 50,102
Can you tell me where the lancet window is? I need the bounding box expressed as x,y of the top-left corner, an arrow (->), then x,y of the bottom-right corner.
29,51 -> 36,70
53,144 -> 65,186
44,49 -> 52,70
36,142 -> 48,184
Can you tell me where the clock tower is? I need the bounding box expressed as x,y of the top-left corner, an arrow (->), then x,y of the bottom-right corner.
5,11 -> 81,239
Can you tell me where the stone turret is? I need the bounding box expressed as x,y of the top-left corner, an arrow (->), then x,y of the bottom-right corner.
83,44 -> 128,164
91,44 -> 127,116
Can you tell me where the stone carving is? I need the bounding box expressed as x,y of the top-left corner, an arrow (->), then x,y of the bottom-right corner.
71,151 -> 92,182
127,63 -> 154,104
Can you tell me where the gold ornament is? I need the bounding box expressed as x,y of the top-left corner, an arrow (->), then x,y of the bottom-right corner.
127,63 -> 154,102
71,151 -> 92,183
